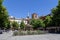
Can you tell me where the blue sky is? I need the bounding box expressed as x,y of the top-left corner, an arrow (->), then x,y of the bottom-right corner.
3,0 -> 58,18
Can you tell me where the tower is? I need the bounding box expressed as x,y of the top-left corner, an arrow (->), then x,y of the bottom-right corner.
26,12 -> 30,24
32,13 -> 38,19
27,12 -> 29,18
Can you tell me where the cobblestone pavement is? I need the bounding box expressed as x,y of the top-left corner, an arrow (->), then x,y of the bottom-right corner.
0,31 -> 60,40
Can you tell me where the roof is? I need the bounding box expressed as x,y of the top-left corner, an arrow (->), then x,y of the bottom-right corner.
32,13 -> 37,15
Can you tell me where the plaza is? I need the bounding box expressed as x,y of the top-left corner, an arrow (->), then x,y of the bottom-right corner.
0,31 -> 60,40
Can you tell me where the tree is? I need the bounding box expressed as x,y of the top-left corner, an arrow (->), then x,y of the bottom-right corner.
30,19 -> 38,29
0,0 -> 9,29
0,0 -> 3,5
40,19 -> 45,28
6,21 -> 11,29
51,0 -> 60,26
12,21 -> 19,30
30,19 -> 45,29
44,15 -> 52,27
20,21 -> 25,29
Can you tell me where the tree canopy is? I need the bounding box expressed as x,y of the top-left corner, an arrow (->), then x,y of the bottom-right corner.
51,0 -> 60,26
12,21 -> 19,30
0,0 -> 9,29
20,21 -> 25,29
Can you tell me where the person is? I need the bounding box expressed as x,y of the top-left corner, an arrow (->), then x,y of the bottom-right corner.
0,28 -> 3,34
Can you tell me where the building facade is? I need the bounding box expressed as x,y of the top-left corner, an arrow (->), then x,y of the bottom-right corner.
32,13 -> 38,19
9,16 -> 28,25
9,13 -> 39,25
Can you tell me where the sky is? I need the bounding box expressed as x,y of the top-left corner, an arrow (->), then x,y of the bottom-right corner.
3,0 -> 58,18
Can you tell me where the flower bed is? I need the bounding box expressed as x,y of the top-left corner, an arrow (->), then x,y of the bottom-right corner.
13,30 -> 47,36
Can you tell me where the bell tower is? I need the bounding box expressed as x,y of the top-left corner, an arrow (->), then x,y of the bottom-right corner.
32,13 -> 38,19
26,12 -> 30,24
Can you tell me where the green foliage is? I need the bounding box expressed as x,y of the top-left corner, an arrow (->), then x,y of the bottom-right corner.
30,19 -> 45,29
0,0 -> 3,5
6,21 -> 11,29
13,30 -> 46,36
43,0 -> 60,27
20,21 -> 25,29
12,21 -> 19,29
51,0 -> 60,26
0,0 -> 9,29
44,16 -> 52,27
30,19 -> 39,29
39,19 -> 45,28
30,0 -> 60,28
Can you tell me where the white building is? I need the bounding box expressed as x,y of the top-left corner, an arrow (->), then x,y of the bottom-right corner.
9,16 -> 28,25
